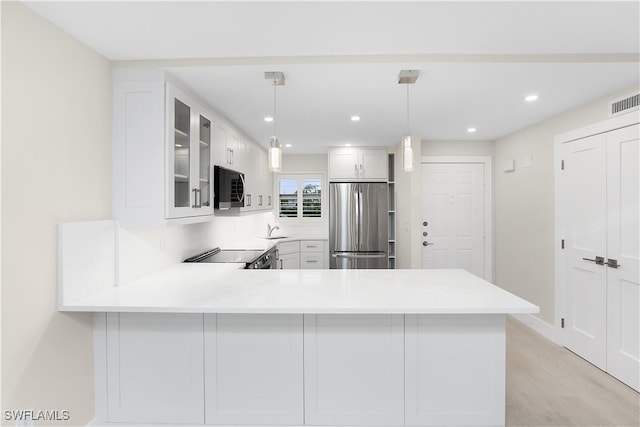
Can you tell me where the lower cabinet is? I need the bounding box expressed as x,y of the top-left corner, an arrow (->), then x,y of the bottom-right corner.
104,313 -> 205,424
204,314 -> 304,425
405,314 -> 505,426
303,314 -> 405,426
300,240 -> 327,269
277,240 -> 300,269
278,240 -> 328,269
98,313 -> 506,426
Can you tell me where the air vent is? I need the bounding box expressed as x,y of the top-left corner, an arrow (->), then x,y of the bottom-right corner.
608,92 -> 640,118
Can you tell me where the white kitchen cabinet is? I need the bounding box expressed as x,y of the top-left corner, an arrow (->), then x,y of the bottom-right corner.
300,240 -> 327,269
240,141 -> 273,213
213,119 -> 247,173
304,314 -> 404,426
204,314 -> 304,425
404,314 -> 506,426
277,241 -> 300,269
104,313 -> 204,424
215,131 -> 272,214
167,84 -> 215,219
254,147 -> 274,210
113,70 -> 214,226
328,147 -> 388,181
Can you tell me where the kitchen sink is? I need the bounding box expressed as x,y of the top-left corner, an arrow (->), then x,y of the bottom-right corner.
264,236 -> 288,240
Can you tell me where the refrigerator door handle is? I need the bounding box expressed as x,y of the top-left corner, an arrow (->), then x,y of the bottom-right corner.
332,253 -> 387,259
357,184 -> 364,249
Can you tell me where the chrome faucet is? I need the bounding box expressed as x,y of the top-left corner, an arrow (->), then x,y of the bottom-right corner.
267,223 -> 280,237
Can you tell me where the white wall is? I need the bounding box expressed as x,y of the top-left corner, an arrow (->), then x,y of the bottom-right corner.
493,84 -> 639,325
421,140 -> 494,157
118,213 -> 277,284
282,154 -> 327,174
393,140 -> 423,269
1,2 -> 112,424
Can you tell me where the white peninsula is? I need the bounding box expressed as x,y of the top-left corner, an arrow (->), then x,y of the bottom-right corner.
59,223 -> 538,427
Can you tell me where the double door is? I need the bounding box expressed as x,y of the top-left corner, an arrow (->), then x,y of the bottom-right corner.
328,148 -> 388,181
561,124 -> 639,391
329,183 -> 388,269
167,84 -> 214,218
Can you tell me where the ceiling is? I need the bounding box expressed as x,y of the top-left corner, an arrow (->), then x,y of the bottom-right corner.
25,1 -> 640,154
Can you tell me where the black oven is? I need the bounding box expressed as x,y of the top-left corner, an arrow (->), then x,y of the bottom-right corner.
214,166 -> 245,210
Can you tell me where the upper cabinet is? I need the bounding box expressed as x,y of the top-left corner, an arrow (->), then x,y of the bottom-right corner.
240,140 -> 273,213
113,70 -> 273,226
213,121 -> 248,173
167,84 -> 215,220
113,70 -> 215,227
328,147 -> 388,181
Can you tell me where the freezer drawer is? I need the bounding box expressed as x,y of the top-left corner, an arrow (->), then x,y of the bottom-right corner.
330,252 -> 388,269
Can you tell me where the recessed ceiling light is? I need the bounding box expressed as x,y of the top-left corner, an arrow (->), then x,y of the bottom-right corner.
524,94 -> 539,102
264,116 -> 274,122
285,143 -> 292,148
345,143 -> 352,147
467,127 -> 477,133
351,115 -> 361,122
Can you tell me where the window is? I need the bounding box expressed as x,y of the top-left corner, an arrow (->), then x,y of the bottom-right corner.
276,174 -> 325,221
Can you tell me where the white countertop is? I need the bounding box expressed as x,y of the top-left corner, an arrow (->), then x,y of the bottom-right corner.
218,235 -> 327,250
60,264 -> 539,314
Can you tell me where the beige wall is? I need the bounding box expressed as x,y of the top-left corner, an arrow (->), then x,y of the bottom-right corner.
282,154 -> 327,173
1,3 -> 112,425
421,140 -> 494,157
493,84 -> 640,325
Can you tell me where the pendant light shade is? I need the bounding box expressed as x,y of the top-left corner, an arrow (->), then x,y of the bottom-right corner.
268,136 -> 282,171
402,135 -> 414,172
265,72 -> 285,172
398,70 -> 419,172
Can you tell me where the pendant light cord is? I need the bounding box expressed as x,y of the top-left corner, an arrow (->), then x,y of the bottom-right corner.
406,83 -> 410,135
273,82 -> 277,137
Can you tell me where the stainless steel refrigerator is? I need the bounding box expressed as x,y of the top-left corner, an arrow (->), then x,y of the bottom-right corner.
329,182 -> 389,269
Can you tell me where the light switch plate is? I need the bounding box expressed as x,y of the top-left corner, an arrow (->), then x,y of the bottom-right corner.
503,159 -> 515,172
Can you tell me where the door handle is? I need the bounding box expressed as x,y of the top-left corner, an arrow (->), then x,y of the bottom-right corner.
606,258 -> 621,269
582,256 -> 605,265
191,188 -> 198,208
422,241 -> 434,246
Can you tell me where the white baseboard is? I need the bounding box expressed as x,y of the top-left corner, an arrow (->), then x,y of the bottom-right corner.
510,313 -> 561,345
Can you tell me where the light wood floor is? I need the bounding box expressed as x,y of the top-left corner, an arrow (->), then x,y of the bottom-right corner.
506,316 -> 640,427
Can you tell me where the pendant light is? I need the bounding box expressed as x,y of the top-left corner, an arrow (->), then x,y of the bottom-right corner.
398,70 -> 419,172
265,72 -> 285,172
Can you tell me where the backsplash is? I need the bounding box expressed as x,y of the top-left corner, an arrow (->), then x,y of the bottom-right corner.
118,212 -> 277,284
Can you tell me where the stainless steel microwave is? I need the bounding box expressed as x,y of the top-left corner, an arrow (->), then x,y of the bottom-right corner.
214,166 -> 245,210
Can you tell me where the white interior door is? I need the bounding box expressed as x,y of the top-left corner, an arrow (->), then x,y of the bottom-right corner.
606,124 -> 640,391
421,162 -> 485,278
561,133 -> 608,370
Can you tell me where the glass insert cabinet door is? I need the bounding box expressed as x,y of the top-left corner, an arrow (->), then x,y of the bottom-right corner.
167,84 -> 214,219
199,114 -> 212,208
173,98 -> 191,209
